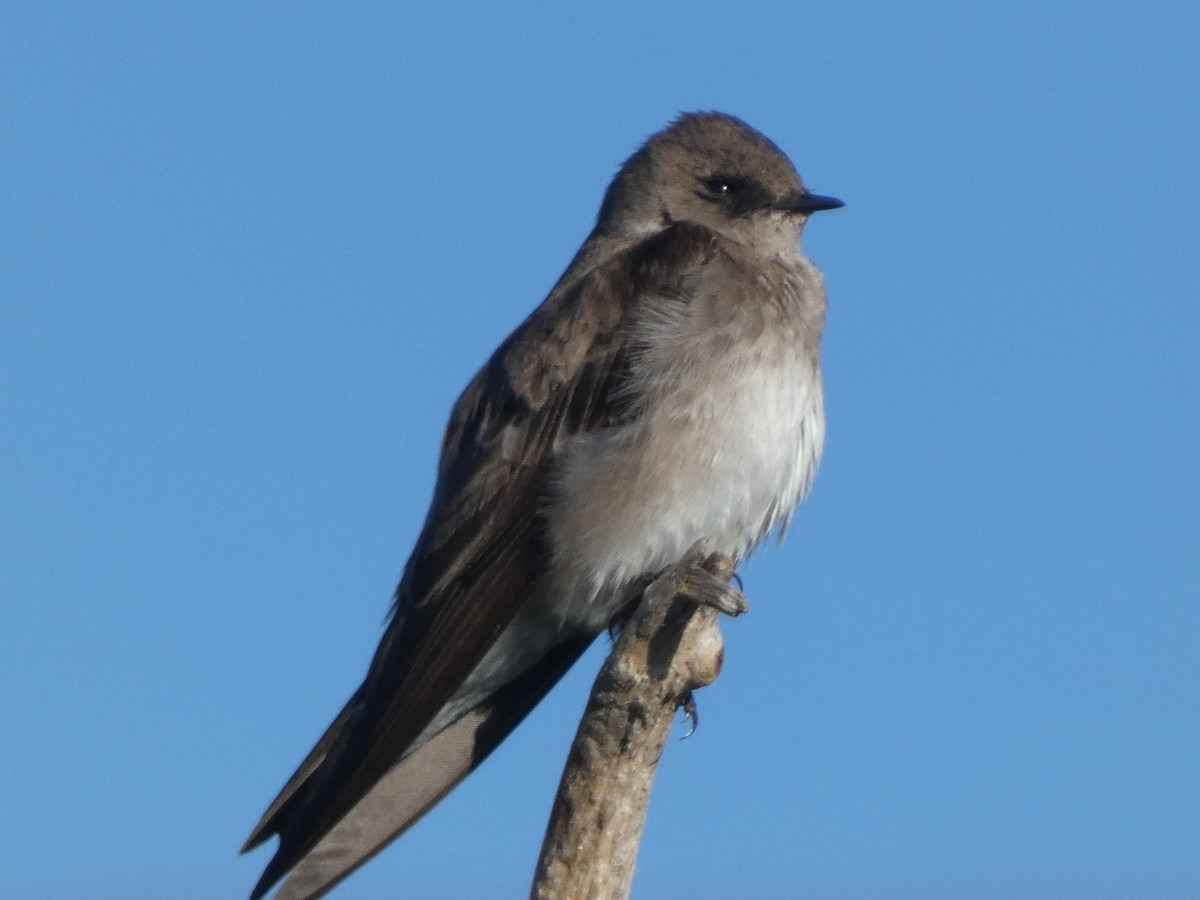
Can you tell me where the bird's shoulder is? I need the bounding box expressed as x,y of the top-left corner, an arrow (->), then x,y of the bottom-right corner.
443,220 -> 727,451
501,220 -> 728,407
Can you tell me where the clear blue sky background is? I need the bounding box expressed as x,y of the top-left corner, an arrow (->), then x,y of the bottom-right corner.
2,4 -> 1197,899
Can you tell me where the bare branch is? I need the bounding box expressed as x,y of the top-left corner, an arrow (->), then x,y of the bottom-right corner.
530,551 -> 739,900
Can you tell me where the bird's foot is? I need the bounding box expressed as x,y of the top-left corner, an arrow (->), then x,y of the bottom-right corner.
644,541 -> 749,617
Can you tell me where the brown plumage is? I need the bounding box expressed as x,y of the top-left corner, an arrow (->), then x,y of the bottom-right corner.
243,112 -> 841,899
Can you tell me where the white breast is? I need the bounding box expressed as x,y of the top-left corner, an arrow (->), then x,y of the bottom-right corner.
545,299 -> 824,625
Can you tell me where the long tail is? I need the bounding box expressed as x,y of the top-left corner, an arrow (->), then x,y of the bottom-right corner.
245,635 -> 592,900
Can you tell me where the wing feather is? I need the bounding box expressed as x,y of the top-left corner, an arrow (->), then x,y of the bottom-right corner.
244,222 -> 720,899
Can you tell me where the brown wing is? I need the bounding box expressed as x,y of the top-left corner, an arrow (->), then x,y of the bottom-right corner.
243,222 -> 721,899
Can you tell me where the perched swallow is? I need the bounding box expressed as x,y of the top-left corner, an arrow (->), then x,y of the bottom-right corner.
243,111 -> 842,899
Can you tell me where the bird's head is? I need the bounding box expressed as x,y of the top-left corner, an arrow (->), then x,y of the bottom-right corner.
597,112 -> 842,254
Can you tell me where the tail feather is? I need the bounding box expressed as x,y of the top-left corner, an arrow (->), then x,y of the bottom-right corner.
243,696 -> 361,855
246,635 -> 593,900
271,705 -> 490,899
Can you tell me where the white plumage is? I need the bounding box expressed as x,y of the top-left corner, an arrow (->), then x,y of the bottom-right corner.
547,266 -> 826,627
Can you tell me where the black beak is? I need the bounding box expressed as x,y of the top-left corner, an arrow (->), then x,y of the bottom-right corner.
776,192 -> 844,214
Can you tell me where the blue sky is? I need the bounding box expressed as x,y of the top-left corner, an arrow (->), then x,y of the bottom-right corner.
2,3 -> 1197,898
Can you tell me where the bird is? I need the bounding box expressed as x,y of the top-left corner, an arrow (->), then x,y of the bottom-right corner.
242,111 -> 842,899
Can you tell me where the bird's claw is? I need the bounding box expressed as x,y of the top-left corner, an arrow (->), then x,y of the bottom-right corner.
680,691 -> 699,738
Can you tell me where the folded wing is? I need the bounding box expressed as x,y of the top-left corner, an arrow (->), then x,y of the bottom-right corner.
242,222 -> 723,900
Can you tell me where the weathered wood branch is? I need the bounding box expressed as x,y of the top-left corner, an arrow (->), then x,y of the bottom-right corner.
530,551 -> 741,900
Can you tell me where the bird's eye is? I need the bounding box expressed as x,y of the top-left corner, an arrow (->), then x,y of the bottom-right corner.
702,177 -> 735,197
696,174 -> 769,213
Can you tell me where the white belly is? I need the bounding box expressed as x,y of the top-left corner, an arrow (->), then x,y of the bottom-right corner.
545,331 -> 824,626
